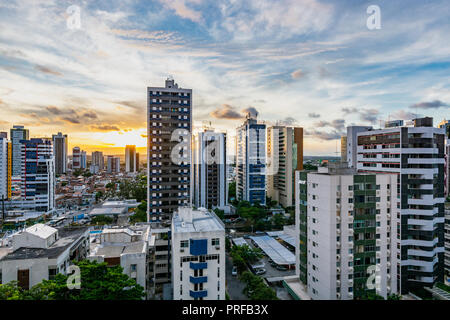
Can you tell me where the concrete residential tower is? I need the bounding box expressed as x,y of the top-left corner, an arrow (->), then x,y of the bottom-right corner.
125,145 -> 137,173
193,130 -> 227,209
10,125 -> 29,177
267,126 -> 303,207
356,117 -> 445,293
52,132 -> 68,175
236,115 -> 266,205
147,78 -> 192,221
295,163 -> 399,300
171,207 -> 225,300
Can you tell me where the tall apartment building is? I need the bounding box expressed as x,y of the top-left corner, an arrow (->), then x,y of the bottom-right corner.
0,137 -> 9,199
356,117 -> 445,293
445,207 -> 450,283
438,120 -> 450,197
147,78 -> 192,221
125,145 -> 137,173
171,207 -> 225,300
72,147 -> 81,169
80,151 -> 87,169
52,132 -> 68,175
295,163 -> 399,300
20,138 -> 55,212
91,151 -> 104,170
10,125 -> 29,177
267,126 -> 303,207
0,132 -> 7,139
341,136 -> 347,163
236,116 -> 266,205
136,153 -> 140,172
107,155 -> 120,173
193,130 -> 227,209
346,126 -> 373,168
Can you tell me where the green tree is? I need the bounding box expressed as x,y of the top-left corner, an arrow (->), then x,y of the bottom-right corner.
95,191 -> 103,203
228,181 -> 236,202
0,281 -> 23,300
387,293 -> 402,300
130,201 -> 147,224
231,244 -> 263,265
239,271 -> 278,300
16,260 -> 146,300
91,215 -> 113,225
271,213 -> 286,230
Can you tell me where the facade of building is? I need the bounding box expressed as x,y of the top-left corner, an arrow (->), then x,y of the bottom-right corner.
125,145 -> 137,173
445,207 -> 450,283
0,137 -> 8,199
136,153 -> 140,172
10,125 -> 29,177
171,207 -> 226,300
346,126 -> 373,168
72,147 -> 81,170
193,130 -> 227,209
52,132 -> 68,175
107,156 -> 120,173
236,116 -> 266,205
295,163 -> 399,300
92,151 -> 104,171
20,138 -> 55,212
341,136 -> 347,163
438,120 -> 450,198
80,151 -> 87,169
356,117 -> 445,293
89,226 -> 150,293
147,78 -> 192,221
267,126 -> 303,207
0,224 -> 89,290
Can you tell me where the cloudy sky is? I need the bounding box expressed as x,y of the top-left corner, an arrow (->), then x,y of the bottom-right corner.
0,0 -> 449,156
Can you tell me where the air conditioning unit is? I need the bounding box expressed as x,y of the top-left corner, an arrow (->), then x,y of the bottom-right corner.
180,248 -> 184,252
215,246 -> 220,250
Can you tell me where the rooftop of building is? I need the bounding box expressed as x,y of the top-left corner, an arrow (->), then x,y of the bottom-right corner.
1,227 -> 88,261
172,207 -> 225,234
89,207 -> 127,216
90,241 -> 146,258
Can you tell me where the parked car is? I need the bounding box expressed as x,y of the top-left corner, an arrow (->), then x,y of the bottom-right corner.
276,265 -> 288,271
232,266 -> 238,276
243,235 -> 250,239
254,268 -> 266,275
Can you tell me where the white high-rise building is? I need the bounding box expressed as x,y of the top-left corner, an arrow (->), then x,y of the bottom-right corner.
10,125 -> 29,177
0,137 -> 8,199
171,207 -> 225,300
20,138 -> 55,212
266,125 -> 303,207
193,130 -> 227,209
356,117 -> 445,293
346,126 -> 373,168
92,151 -> 104,170
295,163 -> 399,300
125,145 -> 137,173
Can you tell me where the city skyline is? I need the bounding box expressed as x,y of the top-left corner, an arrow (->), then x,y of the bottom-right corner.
0,1 -> 449,156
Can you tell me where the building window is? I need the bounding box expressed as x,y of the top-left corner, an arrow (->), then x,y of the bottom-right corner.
212,238 -> 220,246
130,264 -> 137,272
180,240 -> 189,248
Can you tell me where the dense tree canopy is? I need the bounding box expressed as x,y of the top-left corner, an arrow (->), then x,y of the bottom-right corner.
0,260 -> 145,300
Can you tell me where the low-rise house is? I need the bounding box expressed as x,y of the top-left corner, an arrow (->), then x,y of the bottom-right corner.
88,226 -> 150,293
0,224 -> 89,289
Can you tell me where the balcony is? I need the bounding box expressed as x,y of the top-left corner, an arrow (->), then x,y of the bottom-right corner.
190,262 -> 207,270
190,290 -> 207,299
190,276 -> 208,284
